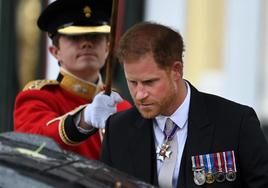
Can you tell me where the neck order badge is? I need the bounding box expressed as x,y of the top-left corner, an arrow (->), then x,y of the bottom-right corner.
156,118 -> 179,162
158,118 -> 179,188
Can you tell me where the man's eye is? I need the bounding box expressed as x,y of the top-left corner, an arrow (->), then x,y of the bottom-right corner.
66,35 -> 80,41
129,81 -> 137,86
65,34 -> 105,42
143,80 -> 155,86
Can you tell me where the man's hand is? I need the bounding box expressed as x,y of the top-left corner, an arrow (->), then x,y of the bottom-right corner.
83,91 -> 123,129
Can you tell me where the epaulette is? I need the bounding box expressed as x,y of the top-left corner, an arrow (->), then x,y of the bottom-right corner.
23,80 -> 59,91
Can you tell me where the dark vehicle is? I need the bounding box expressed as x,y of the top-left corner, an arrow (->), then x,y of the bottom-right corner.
0,132 -> 154,188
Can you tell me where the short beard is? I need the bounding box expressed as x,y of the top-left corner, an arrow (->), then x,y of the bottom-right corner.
138,108 -> 158,119
135,80 -> 177,119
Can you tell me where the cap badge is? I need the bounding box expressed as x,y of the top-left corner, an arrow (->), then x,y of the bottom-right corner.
83,6 -> 92,18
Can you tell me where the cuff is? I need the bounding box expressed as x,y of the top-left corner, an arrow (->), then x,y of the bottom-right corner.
58,108 -> 98,145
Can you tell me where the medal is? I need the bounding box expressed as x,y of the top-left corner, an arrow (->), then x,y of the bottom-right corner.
192,155 -> 206,186
225,151 -> 237,182
192,150 -> 237,185
215,152 -> 226,182
193,168 -> 206,185
206,172 -> 215,184
156,141 -> 172,161
226,170 -> 236,181
156,119 -> 178,162
203,154 -> 215,184
215,171 -> 225,182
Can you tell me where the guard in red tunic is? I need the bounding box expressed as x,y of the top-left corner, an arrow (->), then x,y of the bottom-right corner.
14,0 -> 131,160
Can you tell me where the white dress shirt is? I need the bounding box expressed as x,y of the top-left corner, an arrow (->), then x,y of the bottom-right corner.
153,81 -> 191,187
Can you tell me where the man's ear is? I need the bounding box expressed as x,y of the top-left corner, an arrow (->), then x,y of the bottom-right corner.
49,45 -> 60,60
105,41 -> 110,59
171,61 -> 183,80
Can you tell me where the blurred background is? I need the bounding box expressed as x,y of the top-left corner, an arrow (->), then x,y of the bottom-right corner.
1,0 -> 268,139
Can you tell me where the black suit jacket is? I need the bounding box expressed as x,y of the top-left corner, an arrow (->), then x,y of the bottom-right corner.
100,83 -> 268,188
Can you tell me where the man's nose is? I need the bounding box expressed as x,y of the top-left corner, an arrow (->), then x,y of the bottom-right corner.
80,37 -> 94,48
135,86 -> 148,101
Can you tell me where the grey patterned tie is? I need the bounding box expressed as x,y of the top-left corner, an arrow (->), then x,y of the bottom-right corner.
158,118 -> 178,188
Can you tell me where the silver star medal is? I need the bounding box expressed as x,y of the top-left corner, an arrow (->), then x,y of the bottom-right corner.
156,142 -> 172,161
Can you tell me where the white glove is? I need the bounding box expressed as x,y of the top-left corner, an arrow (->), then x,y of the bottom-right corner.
83,91 -> 123,129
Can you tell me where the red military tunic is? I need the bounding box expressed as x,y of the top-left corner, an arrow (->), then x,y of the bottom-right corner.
14,69 -> 131,160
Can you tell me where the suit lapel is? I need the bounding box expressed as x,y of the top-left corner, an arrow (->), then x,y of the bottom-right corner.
128,114 -> 158,185
178,83 -> 215,188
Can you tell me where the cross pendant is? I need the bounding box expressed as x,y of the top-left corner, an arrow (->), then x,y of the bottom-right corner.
156,142 -> 172,162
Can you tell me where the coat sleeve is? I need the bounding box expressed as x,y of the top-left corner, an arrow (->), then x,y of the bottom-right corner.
14,89 -> 131,149
99,112 -> 114,166
14,90 -> 66,144
13,89 -> 96,148
239,107 -> 268,188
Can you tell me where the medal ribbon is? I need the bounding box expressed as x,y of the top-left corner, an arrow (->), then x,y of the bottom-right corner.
199,155 -> 204,169
227,150 -> 237,172
214,153 -> 220,172
191,156 -> 196,170
195,155 -> 200,169
209,153 -> 215,173
156,118 -> 178,162
216,152 -> 223,172
231,151 -> 237,172
227,151 -> 233,172
203,154 -> 209,173
163,122 -> 179,141
192,155 -> 204,170
223,151 -> 228,173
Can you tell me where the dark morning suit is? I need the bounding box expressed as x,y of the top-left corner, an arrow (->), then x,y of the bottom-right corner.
100,82 -> 268,188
